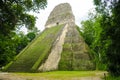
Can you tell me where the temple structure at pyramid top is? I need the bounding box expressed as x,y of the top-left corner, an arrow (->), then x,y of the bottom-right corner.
45,3 -> 75,28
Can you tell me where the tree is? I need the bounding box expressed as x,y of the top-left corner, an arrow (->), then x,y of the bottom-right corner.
0,32 -> 16,67
27,32 -> 36,42
0,0 -> 47,67
81,13 -> 108,70
15,31 -> 29,54
94,0 -> 120,76
0,0 -> 47,36
27,27 -> 40,41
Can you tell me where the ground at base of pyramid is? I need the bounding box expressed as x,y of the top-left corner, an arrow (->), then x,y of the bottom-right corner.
0,71 -> 107,80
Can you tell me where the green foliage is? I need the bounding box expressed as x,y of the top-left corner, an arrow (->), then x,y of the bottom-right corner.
27,32 -> 36,41
0,32 -> 17,67
0,31 -> 38,67
0,0 -> 47,36
105,75 -> 120,80
81,19 -> 95,45
27,27 -> 40,42
5,25 -> 63,72
0,0 -> 47,67
80,13 -> 108,70
94,0 -> 120,76
15,32 -> 30,54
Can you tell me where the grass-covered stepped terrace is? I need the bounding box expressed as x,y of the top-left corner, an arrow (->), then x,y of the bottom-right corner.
4,25 -> 64,72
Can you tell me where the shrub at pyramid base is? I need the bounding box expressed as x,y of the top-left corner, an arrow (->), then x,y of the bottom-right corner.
4,3 -> 95,72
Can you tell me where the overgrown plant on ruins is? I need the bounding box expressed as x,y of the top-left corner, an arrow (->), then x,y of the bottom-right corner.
4,25 -> 63,72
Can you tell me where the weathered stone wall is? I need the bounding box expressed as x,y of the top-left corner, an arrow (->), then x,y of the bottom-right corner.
45,3 -> 75,28
58,22 -> 94,70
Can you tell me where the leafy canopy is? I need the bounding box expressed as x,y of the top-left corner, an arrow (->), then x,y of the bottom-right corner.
0,0 -> 47,67
93,0 -> 120,76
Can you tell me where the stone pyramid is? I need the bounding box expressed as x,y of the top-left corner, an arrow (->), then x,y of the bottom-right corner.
4,3 -> 94,72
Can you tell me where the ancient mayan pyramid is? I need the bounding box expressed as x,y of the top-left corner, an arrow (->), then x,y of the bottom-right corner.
4,3 -> 94,72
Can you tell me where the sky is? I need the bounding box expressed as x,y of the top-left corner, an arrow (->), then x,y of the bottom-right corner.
30,0 -> 95,31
